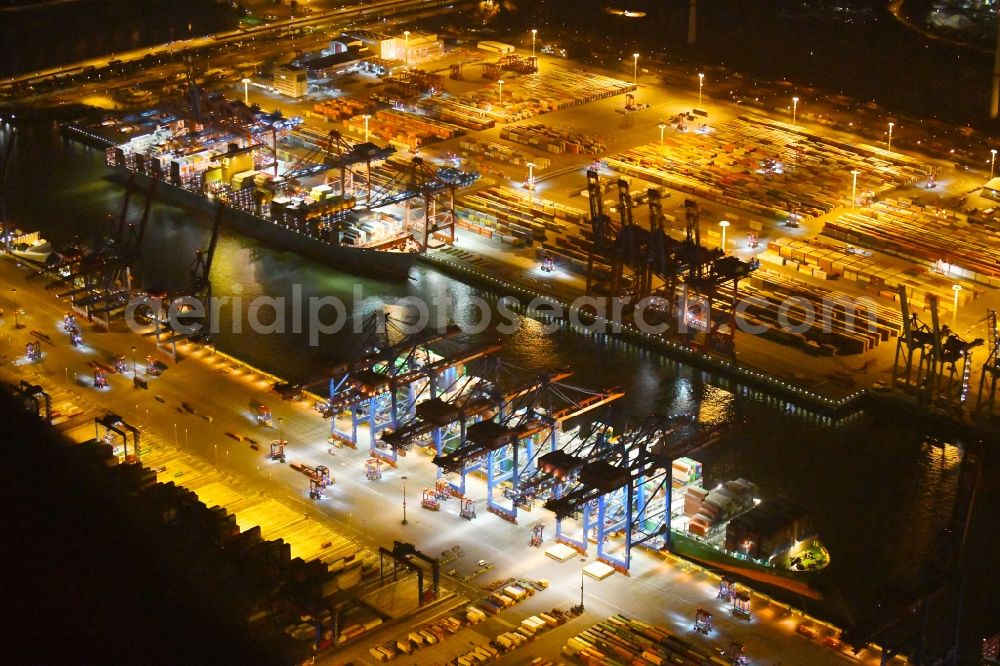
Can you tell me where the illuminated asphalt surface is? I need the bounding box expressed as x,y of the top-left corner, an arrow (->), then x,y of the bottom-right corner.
0,256 -> 896,666
1,0 -> 463,90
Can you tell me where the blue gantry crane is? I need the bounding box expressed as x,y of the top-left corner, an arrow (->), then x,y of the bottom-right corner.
429,368 -> 623,523
379,348 -> 506,466
518,413 -> 725,572
320,311 -> 500,465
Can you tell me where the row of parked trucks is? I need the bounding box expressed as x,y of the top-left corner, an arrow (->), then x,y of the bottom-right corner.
368,615 -> 463,661
368,578 -> 561,663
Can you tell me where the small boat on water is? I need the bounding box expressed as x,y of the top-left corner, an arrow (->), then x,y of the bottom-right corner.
5,230 -> 56,265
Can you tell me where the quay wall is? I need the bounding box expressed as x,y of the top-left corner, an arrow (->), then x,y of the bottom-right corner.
418,253 -> 866,416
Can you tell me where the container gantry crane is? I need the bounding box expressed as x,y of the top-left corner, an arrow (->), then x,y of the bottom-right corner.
585,168 -> 621,295
281,129 -> 395,206
934,328 -> 982,410
429,368 -> 572,495
187,201 -> 224,301
526,414 -> 722,572
10,380 -> 52,422
94,413 -> 141,459
675,199 -> 759,353
430,368 -> 622,523
322,310 -> 465,460
584,171 -> 757,352
892,288 -> 983,412
382,355 -> 552,495
514,420 -> 621,526
378,541 -> 440,605
892,287 -> 942,404
976,309 -> 1000,415
365,343 -> 500,466
366,157 -> 479,251
53,175 -> 158,325
379,344 -> 503,456
480,378 -> 623,523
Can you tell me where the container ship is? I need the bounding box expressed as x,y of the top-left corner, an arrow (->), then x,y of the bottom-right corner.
3,229 -> 56,265
65,96 -> 478,281
669,457 -> 830,579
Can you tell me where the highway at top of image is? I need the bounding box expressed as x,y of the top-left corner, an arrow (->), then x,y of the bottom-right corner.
0,0 -> 468,91
0,255 -> 896,666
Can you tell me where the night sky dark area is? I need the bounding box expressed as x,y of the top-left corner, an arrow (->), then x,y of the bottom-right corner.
0,392 -> 292,666
0,0 -> 236,77
1,0 -> 997,126
495,0 -> 997,127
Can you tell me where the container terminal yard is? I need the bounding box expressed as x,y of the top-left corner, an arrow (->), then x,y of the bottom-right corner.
50,35 -> 1000,419
0,0 -> 997,664
0,256 -> 916,666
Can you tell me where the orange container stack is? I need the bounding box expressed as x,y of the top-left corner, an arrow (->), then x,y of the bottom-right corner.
342,109 -> 464,149
311,97 -> 372,122
501,123 -> 606,155
605,115 -> 924,223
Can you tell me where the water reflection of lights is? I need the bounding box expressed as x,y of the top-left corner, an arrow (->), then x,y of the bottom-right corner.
697,385 -> 734,425
519,316 -> 547,338
605,7 -> 647,17
672,378 -> 694,412
507,316 -> 559,365
925,439 -> 962,470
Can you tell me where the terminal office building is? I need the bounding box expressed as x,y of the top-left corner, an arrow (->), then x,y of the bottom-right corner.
295,39 -> 373,81
293,32 -> 444,80
274,38 -> 375,96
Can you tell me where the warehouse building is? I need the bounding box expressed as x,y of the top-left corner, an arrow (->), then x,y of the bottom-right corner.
982,177 -> 1000,202
273,64 -> 308,98
341,30 -> 442,65
297,45 -> 372,79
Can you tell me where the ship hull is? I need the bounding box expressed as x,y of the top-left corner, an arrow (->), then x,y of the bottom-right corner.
670,530 -> 819,580
109,169 -> 417,281
10,246 -> 54,264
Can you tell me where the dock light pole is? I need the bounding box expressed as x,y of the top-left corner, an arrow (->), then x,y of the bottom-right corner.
887,122 -> 894,152
991,149 -> 997,180
719,220 -> 730,253
698,72 -> 704,106
792,96 -> 799,125
851,169 -> 860,207
11,288 -> 22,329
633,53 -> 639,85
579,557 -> 587,611
658,120 -> 666,144
241,77 -> 250,104
531,29 -> 537,58
131,346 -> 137,376
497,79 -> 504,108
363,114 -> 370,142
401,475 -> 408,525
403,30 -> 410,68
526,162 -> 535,190
952,284 -> 962,323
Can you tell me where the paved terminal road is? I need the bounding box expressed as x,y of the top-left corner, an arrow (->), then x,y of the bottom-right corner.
1,0 -> 468,93
0,256 -> 898,666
